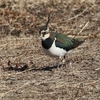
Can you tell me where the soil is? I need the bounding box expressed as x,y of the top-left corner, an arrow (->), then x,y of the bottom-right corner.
0,0 -> 100,100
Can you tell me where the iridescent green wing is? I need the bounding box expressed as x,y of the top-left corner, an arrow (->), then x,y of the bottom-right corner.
54,32 -> 84,51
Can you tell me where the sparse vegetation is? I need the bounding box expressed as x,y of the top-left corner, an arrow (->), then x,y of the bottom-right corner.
0,0 -> 100,100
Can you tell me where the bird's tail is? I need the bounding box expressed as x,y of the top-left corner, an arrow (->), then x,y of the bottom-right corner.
72,37 -> 85,48
75,37 -> 85,43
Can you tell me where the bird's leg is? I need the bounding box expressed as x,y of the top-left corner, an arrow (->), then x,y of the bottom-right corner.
57,56 -> 61,68
60,55 -> 66,66
57,56 -> 66,69
62,56 -> 66,64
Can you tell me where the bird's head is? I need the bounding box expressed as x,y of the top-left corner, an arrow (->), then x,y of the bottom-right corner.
39,14 -> 50,40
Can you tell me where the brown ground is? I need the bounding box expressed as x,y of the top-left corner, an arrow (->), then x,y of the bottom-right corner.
0,0 -> 100,100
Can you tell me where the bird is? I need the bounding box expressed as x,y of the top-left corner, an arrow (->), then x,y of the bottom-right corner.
39,15 -> 85,68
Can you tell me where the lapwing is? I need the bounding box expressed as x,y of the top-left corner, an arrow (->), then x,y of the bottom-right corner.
39,15 -> 85,68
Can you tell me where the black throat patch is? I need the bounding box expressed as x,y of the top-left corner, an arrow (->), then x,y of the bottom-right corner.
42,38 -> 54,49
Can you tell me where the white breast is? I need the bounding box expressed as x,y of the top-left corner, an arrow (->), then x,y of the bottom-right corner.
43,39 -> 67,57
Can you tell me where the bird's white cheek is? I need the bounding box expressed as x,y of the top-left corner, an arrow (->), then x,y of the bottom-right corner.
40,34 -> 50,40
40,35 -> 46,40
44,34 -> 50,39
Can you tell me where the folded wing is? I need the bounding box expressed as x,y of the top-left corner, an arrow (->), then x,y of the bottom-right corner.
55,32 -> 84,51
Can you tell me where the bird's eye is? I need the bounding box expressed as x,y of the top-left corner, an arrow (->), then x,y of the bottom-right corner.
43,32 -> 46,35
42,32 -> 47,36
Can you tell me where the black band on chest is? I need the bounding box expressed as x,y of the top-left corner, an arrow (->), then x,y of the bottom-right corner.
42,38 -> 54,49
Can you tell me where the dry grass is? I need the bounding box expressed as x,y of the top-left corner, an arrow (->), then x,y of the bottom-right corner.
0,0 -> 100,100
